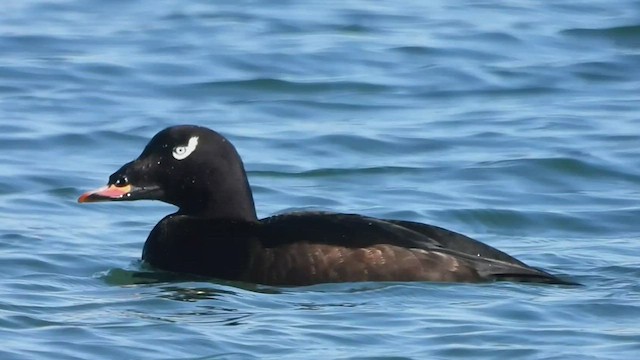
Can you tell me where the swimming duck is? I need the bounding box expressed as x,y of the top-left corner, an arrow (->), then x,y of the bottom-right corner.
78,125 -> 574,286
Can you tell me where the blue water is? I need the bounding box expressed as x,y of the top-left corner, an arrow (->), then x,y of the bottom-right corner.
1,1 -> 640,359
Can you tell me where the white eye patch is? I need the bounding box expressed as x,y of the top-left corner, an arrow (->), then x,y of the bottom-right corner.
172,136 -> 199,160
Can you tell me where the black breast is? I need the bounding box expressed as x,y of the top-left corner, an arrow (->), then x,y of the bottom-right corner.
142,215 -> 255,279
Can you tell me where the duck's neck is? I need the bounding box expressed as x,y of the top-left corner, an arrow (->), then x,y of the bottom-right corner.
177,192 -> 258,221
177,176 -> 258,221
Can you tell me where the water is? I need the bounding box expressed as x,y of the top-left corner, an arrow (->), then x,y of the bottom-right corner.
1,0 -> 639,358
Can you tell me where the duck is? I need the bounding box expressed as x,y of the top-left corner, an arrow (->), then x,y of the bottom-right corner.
78,125 -> 576,286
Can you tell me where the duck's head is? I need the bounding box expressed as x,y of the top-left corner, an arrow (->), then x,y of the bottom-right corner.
78,125 -> 257,220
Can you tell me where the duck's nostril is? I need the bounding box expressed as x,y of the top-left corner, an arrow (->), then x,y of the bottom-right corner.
114,175 -> 129,187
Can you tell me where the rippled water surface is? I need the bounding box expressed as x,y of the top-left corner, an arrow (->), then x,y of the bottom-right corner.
1,1 -> 640,359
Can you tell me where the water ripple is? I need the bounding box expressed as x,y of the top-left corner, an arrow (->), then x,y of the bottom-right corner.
1,0 -> 640,359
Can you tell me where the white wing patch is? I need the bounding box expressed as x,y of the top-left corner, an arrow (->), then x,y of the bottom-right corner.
172,136 -> 199,160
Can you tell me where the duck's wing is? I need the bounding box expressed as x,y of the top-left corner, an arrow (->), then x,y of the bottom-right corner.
384,219 -> 580,285
257,212 -> 575,285
259,212 -> 443,249
384,219 -> 528,266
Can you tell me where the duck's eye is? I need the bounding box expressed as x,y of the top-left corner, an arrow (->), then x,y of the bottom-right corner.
174,146 -> 187,156
172,136 -> 199,160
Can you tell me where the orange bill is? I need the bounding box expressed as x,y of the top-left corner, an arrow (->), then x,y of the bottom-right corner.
78,184 -> 133,203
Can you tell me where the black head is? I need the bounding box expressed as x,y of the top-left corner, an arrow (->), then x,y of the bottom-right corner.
79,125 -> 258,221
